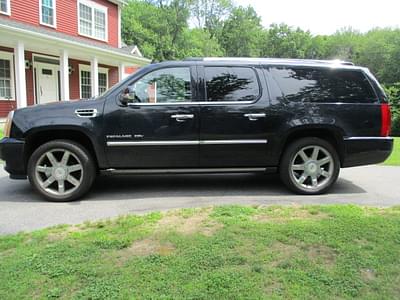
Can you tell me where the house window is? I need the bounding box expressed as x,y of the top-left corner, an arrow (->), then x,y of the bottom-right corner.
98,73 -> 107,95
79,65 -> 108,98
78,0 -> 107,41
0,52 -> 14,100
0,0 -> 10,15
40,0 -> 56,27
80,70 -> 91,99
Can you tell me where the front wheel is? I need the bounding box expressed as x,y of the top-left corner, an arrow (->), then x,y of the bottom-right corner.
27,140 -> 96,202
279,137 -> 340,195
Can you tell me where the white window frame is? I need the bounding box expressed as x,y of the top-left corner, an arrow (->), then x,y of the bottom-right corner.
78,64 -> 108,98
77,0 -> 108,42
39,0 -> 57,28
0,51 -> 15,101
0,0 -> 11,16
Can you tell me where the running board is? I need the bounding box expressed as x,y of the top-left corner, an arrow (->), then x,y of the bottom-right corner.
101,167 -> 277,175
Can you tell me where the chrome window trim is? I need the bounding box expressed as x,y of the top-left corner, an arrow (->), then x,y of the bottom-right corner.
344,137 -> 393,141
127,100 -> 255,106
106,139 -> 268,147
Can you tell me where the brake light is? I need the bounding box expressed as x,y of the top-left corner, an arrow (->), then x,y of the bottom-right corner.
380,103 -> 391,137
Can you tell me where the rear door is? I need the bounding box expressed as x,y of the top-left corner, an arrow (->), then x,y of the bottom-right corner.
198,65 -> 270,167
104,65 -> 200,168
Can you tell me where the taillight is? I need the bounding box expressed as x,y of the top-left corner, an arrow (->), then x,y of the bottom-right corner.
380,103 -> 391,137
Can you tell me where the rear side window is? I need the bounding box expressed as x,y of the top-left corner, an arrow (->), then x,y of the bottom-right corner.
205,67 -> 260,102
269,67 -> 377,103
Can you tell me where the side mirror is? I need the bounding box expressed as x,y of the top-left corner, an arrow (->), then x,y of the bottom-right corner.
119,87 -> 136,106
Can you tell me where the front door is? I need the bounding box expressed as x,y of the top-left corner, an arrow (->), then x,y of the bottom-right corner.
104,66 -> 200,169
36,63 -> 59,104
199,65 -> 269,167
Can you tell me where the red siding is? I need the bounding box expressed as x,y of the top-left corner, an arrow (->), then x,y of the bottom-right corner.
125,66 -> 139,74
3,0 -> 119,48
108,66 -> 118,87
25,52 -> 35,106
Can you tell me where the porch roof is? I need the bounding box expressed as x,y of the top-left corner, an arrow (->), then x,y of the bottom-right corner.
0,18 -> 151,66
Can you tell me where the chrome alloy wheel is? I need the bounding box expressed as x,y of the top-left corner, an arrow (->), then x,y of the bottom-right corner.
289,145 -> 334,191
35,149 -> 84,196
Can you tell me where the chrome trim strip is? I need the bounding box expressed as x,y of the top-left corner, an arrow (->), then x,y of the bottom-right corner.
127,101 -> 255,106
103,167 -> 267,174
200,139 -> 268,145
106,139 -> 268,146
344,137 -> 393,141
107,141 -> 199,146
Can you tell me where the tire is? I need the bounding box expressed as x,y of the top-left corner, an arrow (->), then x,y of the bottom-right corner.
279,137 -> 340,195
27,139 -> 96,202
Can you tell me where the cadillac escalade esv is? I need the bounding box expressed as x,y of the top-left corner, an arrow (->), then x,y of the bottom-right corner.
0,58 -> 394,201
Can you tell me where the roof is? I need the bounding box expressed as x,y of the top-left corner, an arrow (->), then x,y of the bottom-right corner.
184,57 -> 356,67
0,17 -> 150,65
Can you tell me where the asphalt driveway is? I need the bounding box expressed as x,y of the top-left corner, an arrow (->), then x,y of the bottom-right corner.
0,165 -> 399,234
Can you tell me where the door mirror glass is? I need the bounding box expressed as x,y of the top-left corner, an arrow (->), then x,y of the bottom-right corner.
119,87 -> 137,105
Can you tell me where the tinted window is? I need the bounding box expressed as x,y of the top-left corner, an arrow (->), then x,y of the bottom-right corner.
129,67 -> 192,103
270,67 -> 377,103
205,67 -> 260,102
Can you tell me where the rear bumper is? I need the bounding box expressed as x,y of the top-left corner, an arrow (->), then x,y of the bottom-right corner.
342,137 -> 394,167
0,137 -> 26,179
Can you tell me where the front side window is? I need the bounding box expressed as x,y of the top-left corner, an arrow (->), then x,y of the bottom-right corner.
0,0 -> 10,15
270,67 -> 377,103
128,68 -> 192,104
41,0 -> 55,27
205,67 -> 260,102
0,53 -> 14,100
79,0 -> 107,41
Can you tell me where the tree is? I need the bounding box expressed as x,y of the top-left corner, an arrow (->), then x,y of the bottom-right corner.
220,6 -> 263,57
262,24 -> 314,59
190,0 -> 233,38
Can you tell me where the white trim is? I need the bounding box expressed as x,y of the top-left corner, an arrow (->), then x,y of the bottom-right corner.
60,49 -> 69,101
0,0 -> 11,16
118,62 -> 125,81
14,41 -> 27,108
0,50 -> 15,100
77,0 -> 108,42
106,140 -> 268,147
39,0 -> 57,28
79,64 -> 108,98
0,23 -> 151,65
117,5 -> 121,48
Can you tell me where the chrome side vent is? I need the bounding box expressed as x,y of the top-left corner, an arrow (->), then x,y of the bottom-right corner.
75,108 -> 98,118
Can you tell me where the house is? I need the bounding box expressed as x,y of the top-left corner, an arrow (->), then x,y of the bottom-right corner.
0,0 -> 150,117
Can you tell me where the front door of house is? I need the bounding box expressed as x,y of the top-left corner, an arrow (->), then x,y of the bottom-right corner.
36,63 -> 59,104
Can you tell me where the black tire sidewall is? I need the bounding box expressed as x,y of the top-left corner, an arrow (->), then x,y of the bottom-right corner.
27,140 -> 96,202
279,137 -> 340,195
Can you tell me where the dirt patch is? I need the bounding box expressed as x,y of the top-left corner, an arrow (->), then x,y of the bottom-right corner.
157,208 -> 223,236
307,245 -> 337,268
268,242 -> 300,267
361,268 -> 376,281
253,206 -> 329,223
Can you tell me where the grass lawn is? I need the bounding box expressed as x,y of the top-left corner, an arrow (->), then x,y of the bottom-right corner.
383,137 -> 400,166
0,126 -> 3,139
1,205 -> 400,299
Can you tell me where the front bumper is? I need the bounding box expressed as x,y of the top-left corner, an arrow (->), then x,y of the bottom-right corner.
342,137 -> 394,167
0,137 -> 26,179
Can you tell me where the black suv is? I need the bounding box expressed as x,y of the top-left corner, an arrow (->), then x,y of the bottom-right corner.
0,58 -> 393,201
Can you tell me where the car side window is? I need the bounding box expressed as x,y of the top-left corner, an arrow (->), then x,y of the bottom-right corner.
127,67 -> 192,103
205,67 -> 260,102
270,67 -> 377,104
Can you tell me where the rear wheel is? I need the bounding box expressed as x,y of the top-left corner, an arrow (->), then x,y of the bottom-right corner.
28,140 -> 96,202
279,137 -> 340,195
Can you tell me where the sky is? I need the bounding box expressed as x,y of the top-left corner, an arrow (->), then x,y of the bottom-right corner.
234,0 -> 400,35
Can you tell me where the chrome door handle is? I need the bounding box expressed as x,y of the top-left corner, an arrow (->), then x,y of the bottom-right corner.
171,114 -> 194,122
244,113 -> 266,121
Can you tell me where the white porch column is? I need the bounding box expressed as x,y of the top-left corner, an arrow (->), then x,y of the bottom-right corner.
14,41 -> 27,108
60,50 -> 70,101
90,57 -> 99,97
118,63 -> 125,82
